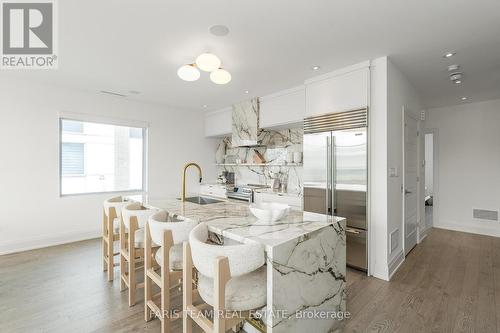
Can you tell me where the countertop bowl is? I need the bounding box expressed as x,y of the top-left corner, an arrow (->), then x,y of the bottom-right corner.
249,202 -> 290,222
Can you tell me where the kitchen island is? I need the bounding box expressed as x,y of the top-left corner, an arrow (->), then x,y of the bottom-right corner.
130,196 -> 347,333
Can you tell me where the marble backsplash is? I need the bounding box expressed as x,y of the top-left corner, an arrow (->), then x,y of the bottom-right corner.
215,127 -> 303,194
232,98 -> 259,147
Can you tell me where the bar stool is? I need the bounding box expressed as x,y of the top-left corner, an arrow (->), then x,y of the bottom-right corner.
144,210 -> 198,333
183,223 -> 267,333
102,196 -> 131,281
120,202 -> 157,306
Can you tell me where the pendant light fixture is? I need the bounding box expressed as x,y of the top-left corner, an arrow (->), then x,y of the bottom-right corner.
178,53 -> 231,84
177,64 -> 200,81
195,53 -> 221,72
210,68 -> 232,84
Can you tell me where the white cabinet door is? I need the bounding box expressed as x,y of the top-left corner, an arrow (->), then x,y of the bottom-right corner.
204,108 -> 232,137
260,87 -> 305,128
200,184 -> 228,198
254,192 -> 303,210
305,68 -> 369,118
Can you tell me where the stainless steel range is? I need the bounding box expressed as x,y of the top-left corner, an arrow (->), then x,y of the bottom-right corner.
226,184 -> 269,202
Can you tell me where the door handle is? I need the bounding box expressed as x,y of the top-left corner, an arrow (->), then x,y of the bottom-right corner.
405,189 -> 412,194
346,228 -> 360,234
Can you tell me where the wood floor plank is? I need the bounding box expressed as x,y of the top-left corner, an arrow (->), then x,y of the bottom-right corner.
1,227 -> 499,333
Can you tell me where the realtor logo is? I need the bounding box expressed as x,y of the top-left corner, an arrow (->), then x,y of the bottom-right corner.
1,0 -> 57,69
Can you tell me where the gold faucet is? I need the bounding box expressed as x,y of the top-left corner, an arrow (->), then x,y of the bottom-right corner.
181,162 -> 203,201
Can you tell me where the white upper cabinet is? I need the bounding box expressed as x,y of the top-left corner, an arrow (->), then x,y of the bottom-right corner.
204,107 -> 232,137
305,66 -> 369,118
259,87 -> 305,129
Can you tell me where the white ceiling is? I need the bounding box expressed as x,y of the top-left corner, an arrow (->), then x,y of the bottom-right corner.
4,0 -> 500,111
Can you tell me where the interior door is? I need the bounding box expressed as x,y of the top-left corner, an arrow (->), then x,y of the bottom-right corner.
303,132 -> 332,215
404,110 -> 419,255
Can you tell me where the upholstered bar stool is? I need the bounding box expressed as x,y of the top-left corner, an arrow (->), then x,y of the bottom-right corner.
183,223 -> 267,333
102,196 -> 131,281
144,210 -> 198,333
120,202 -> 157,306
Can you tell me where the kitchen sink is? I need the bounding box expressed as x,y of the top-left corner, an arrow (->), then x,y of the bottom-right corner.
180,196 -> 224,205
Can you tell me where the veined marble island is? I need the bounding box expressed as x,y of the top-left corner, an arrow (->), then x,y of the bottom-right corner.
131,196 -> 346,333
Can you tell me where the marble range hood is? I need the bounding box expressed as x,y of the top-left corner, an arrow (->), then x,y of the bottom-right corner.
231,97 -> 262,147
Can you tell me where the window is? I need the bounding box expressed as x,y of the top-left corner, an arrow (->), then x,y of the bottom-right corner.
60,118 -> 146,195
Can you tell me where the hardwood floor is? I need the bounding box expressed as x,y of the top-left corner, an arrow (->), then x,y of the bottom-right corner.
1,228 -> 499,333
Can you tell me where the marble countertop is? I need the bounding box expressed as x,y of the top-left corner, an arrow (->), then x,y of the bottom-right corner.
128,195 -> 344,250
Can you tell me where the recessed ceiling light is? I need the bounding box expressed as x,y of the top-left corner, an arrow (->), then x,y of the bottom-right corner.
461,97 -> 467,101
195,53 -> 221,72
443,52 -> 456,58
210,68 -> 232,84
177,64 -> 200,81
244,90 -> 249,94
312,66 -> 320,70
203,104 -> 208,108
209,25 -> 230,37
454,80 -> 462,84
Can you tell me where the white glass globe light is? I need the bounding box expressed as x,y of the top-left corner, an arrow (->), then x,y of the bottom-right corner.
177,64 -> 200,81
210,68 -> 232,84
195,53 -> 221,72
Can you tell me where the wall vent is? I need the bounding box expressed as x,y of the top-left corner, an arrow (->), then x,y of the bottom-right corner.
473,209 -> 498,221
390,229 -> 399,253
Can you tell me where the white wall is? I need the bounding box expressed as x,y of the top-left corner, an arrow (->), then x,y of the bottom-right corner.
386,58 -> 424,277
425,99 -> 500,237
368,57 -> 424,280
368,56 -> 389,280
0,78 -> 218,254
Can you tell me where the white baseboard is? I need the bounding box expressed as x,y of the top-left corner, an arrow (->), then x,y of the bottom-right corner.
419,226 -> 431,242
0,229 -> 101,255
434,221 -> 500,238
388,249 -> 405,280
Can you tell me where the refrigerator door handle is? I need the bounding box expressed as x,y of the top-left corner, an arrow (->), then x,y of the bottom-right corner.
331,135 -> 336,216
346,227 -> 361,234
326,135 -> 332,215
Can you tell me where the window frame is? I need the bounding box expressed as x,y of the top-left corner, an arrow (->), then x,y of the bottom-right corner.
58,116 -> 148,197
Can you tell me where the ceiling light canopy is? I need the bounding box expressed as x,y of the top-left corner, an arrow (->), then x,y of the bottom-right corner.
195,53 -> 221,72
312,65 -> 320,70
177,64 -> 200,81
461,97 -> 467,100
210,68 -> 232,84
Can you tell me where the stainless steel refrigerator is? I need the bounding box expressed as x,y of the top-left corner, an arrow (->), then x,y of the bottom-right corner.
303,109 -> 368,271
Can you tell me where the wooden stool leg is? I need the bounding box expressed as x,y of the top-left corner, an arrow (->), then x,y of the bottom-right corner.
214,257 -> 230,333
183,242 -> 193,333
102,210 -> 107,272
120,218 -> 126,291
161,231 -> 173,333
144,223 -> 154,321
107,212 -> 115,281
128,219 -> 137,306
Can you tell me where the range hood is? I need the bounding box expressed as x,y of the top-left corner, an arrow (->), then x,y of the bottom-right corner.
231,97 -> 263,147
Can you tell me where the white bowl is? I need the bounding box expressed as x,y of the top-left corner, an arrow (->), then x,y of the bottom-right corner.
249,202 -> 290,222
